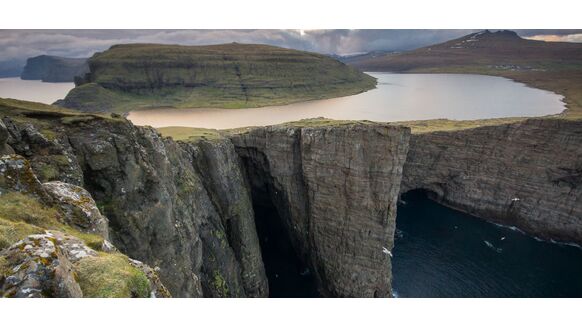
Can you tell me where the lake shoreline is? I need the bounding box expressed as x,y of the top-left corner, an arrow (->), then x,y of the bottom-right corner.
126,72 -> 565,129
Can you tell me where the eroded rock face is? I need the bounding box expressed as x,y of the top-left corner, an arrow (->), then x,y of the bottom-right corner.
230,123 -> 411,297
186,138 -> 268,297
401,118 -> 582,244
127,258 -> 172,298
4,117 -> 267,297
3,118 -> 83,185
43,181 -> 109,240
0,232 -> 83,298
0,231 -> 171,298
0,120 -> 14,155
0,154 -> 50,201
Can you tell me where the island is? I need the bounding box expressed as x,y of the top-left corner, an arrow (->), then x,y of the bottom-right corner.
57,43 -> 377,112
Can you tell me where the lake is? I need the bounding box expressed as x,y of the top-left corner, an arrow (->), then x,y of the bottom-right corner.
393,190 -> 582,297
127,73 -> 565,129
0,77 -> 74,104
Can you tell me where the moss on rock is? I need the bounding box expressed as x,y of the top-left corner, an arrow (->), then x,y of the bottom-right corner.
75,252 -> 151,298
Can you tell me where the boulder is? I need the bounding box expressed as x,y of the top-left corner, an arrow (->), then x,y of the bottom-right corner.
0,232 -> 83,297
0,154 -> 50,201
43,181 -> 109,240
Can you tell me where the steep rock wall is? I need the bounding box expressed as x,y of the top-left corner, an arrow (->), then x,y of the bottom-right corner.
401,118 -> 582,244
3,115 -> 267,297
230,123 -> 410,297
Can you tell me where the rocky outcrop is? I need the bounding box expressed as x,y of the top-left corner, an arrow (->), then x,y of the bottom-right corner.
0,120 -> 14,155
230,122 -> 410,297
401,118 -> 582,244
2,114 -> 267,297
0,154 -> 50,202
21,55 -> 88,83
0,155 -> 170,298
42,181 -> 109,240
1,232 -> 83,298
0,231 -> 171,298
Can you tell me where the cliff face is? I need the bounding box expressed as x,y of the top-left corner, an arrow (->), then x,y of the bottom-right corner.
2,104 -> 410,297
58,43 -> 376,112
401,118 -> 582,244
3,112 -> 267,297
21,55 -> 88,83
3,97 -> 582,297
230,122 -> 410,297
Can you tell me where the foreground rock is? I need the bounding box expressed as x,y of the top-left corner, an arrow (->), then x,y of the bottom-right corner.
0,232 -> 82,297
0,154 -> 170,298
0,231 -> 170,298
43,181 -> 109,240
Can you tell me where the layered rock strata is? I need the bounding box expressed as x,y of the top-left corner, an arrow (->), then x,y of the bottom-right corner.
230,123 -> 410,297
401,118 -> 582,243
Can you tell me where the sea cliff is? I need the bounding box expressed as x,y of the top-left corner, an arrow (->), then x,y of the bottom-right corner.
1,98 -> 581,297
21,55 -> 88,83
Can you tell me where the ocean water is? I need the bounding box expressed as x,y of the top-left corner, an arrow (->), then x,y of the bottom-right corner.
392,190 -> 582,298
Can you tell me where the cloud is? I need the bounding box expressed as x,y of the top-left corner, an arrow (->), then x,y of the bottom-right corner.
525,33 -> 582,43
1,29 -> 581,76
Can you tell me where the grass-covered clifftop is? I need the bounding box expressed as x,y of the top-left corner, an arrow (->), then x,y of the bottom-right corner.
58,43 -> 376,112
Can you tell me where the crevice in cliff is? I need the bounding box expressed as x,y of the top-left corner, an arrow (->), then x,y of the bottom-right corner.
236,145 -> 319,297
250,184 -> 319,297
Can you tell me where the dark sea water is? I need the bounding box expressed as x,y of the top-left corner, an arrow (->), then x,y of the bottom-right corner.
392,190 -> 582,298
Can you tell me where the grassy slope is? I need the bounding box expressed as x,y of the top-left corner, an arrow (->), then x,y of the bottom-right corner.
158,118 -> 386,141
60,43 -> 376,113
347,30 -> 582,126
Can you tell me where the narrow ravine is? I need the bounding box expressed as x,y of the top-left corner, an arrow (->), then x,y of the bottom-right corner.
252,197 -> 319,297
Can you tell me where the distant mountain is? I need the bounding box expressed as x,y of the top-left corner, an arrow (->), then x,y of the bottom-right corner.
21,55 -> 89,82
58,43 -> 376,112
339,51 -> 397,64
346,30 -> 582,120
347,30 -> 582,72
0,59 -> 25,78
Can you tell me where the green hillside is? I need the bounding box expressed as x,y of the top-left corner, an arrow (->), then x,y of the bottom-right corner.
58,43 -> 376,112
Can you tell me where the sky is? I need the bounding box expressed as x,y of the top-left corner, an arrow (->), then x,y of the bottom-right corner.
1,29 -> 581,76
